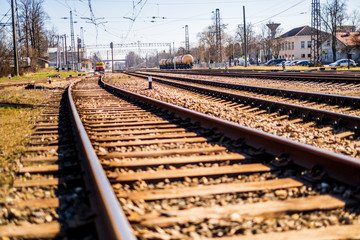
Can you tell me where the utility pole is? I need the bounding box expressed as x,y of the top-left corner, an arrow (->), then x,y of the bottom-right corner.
80,27 -> 84,48
243,6 -> 247,67
70,10 -> 76,71
64,34 -> 68,70
185,25 -> 190,54
173,42 -> 176,69
11,0 -> 19,76
215,9 -> 222,63
311,0 -> 321,65
110,42 -> 114,73
77,38 -> 81,71
156,50 -> 159,68
58,35 -> 62,70
56,35 -> 60,69
62,35 -> 66,69
58,35 -> 62,69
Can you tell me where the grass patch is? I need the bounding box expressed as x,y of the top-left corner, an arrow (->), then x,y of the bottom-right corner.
0,85 -> 52,186
0,68 -> 79,83
0,107 -> 42,185
110,73 -> 138,82
0,107 -> 40,156
0,87 -> 49,105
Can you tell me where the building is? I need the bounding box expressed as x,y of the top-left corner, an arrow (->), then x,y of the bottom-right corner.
277,25 -> 328,61
321,32 -> 360,64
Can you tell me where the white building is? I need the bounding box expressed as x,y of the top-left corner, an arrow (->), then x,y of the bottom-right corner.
277,26 -> 328,61
321,32 -> 360,64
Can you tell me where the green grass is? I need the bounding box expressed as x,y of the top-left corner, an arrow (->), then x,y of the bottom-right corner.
0,84 -> 53,187
0,107 -> 41,185
0,68 -> 80,82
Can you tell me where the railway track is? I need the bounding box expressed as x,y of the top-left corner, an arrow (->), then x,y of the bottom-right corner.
125,71 -> 360,142
136,71 -> 360,108
142,69 -> 360,83
66,76 -> 360,239
0,80 -> 96,238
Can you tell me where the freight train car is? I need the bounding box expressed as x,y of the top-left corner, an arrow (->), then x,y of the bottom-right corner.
159,54 -> 194,69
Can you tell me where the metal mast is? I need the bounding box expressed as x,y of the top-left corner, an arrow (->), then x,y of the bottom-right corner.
185,25 -> 190,54
80,27 -> 84,48
243,6 -> 247,67
70,10 -> 76,70
11,0 -> 19,76
215,8 -> 222,63
311,0 -> 321,65
64,34 -> 68,68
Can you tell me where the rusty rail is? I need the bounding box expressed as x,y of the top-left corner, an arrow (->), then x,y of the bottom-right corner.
126,72 -> 360,133
139,69 -> 360,83
101,77 -> 360,187
133,71 -> 360,108
68,79 -> 136,240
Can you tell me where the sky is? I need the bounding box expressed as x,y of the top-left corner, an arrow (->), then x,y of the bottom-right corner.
1,0 -> 360,57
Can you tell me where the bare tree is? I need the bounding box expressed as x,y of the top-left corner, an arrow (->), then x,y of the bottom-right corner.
18,0 -> 48,67
321,0 -> 348,61
259,22 -> 282,61
46,27 -> 59,48
189,46 -> 202,64
197,27 -> 217,63
223,35 -> 235,64
349,10 -> 360,31
125,51 -> 141,68
0,29 -> 12,76
236,23 -> 261,63
91,52 -> 102,65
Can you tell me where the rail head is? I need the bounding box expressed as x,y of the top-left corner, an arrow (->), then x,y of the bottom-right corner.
129,72 -> 360,130
134,71 -> 360,106
101,77 -> 360,187
68,78 -> 136,240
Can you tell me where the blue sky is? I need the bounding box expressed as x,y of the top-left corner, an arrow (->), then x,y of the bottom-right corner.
1,0 -> 360,51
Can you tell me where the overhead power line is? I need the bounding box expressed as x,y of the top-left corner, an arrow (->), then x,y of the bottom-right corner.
0,9 -> 11,23
253,0 -> 305,25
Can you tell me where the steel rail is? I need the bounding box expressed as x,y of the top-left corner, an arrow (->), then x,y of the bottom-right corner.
101,77 -> 360,187
126,72 -> 360,132
68,79 -> 136,240
134,71 -> 360,108
141,69 -> 360,83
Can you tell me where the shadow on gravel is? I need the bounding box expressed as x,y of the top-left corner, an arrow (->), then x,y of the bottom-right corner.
55,89 -> 98,239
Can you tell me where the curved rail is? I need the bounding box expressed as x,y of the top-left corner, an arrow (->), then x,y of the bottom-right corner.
141,69 -> 360,83
135,71 -> 360,108
101,77 -> 360,187
126,72 -> 360,132
67,78 -> 136,240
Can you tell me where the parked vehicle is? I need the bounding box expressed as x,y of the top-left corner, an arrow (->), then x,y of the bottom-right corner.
288,60 -> 299,66
275,60 -> 288,66
295,60 -> 312,66
329,59 -> 356,67
264,59 -> 286,66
